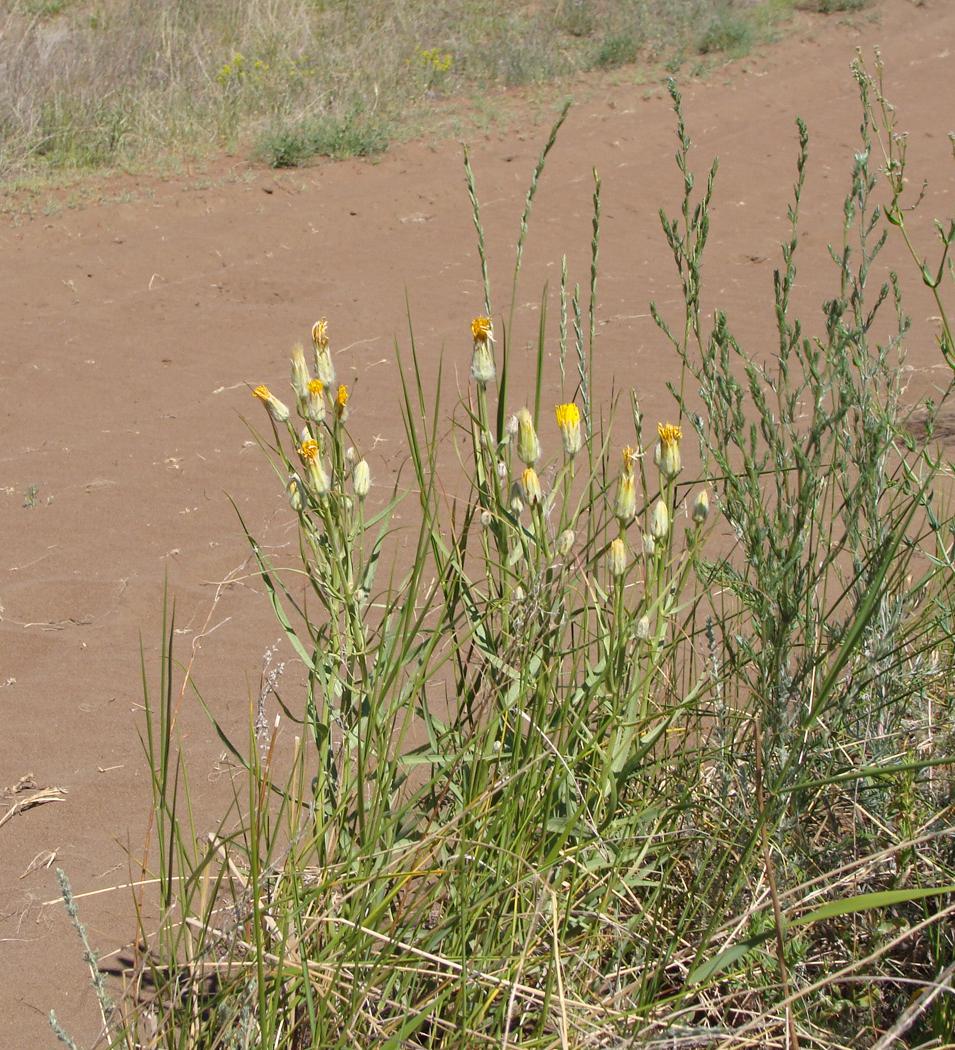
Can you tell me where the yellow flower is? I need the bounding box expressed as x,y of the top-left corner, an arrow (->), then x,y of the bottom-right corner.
252,384 -> 290,423
516,408 -> 540,466
622,445 -> 638,474
471,316 -> 493,343
655,422 -> 682,481
298,438 -> 319,462
555,402 -> 582,457
335,384 -> 349,420
306,378 -> 326,423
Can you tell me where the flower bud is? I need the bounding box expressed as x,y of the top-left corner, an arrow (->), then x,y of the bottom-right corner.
554,402 -> 582,457
615,471 -> 637,527
608,537 -> 628,578
311,318 -> 335,386
290,343 -> 311,402
520,467 -> 543,507
509,481 -> 524,516
353,458 -> 371,500
655,422 -> 682,481
692,488 -> 709,525
556,529 -> 575,556
335,384 -> 349,421
252,384 -> 290,424
650,498 -> 670,541
516,408 -> 541,466
481,509 -> 493,527
505,414 -> 519,440
635,615 -> 651,640
287,473 -> 305,512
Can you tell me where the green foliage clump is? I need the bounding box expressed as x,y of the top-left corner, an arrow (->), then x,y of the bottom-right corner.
53,66 -> 955,1050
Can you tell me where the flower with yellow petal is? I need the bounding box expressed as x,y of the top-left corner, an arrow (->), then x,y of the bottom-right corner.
252,384 -> 290,424
471,316 -> 493,343
335,384 -> 349,421
306,378 -> 326,423
555,402 -> 582,457
655,422 -> 682,481
311,318 -> 335,385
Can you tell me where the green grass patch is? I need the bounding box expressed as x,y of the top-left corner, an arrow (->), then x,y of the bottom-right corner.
257,111 -> 389,167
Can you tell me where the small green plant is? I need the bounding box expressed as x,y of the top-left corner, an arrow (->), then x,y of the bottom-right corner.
593,31 -> 641,70
257,110 -> 389,167
697,6 -> 754,56
22,483 -> 39,508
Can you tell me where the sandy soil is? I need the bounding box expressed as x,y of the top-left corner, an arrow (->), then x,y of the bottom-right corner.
1,1 -> 953,1045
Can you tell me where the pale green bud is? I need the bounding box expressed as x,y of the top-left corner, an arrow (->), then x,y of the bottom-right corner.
353,459 -> 371,500
516,408 -> 541,466
608,537 -> 628,578
692,488 -> 709,525
650,499 -> 670,541
287,473 -> 305,512
520,466 -> 543,507
615,471 -> 637,526
556,529 -> 575,556
290,343 -> 311,402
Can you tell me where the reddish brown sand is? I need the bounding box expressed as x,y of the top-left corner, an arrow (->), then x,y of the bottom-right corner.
1,2 -> 953,1044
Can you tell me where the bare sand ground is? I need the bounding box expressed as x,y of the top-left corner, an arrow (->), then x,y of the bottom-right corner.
2,2 -> 953,1044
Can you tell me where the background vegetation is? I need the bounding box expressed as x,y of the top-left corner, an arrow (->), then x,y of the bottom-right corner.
0,0 -> 873,180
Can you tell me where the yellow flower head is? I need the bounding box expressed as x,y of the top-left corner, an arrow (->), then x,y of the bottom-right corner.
311,318 -> 329,350
656,422 -> 682,481
252,384 -> 290,423
622,445 -> 638,474
471,316 -> 493,343
308,379 -> 324,396
657,422 -> 682,447
555,402 -> 582,457
298,438 -> 319,462
336,384 -> 349,414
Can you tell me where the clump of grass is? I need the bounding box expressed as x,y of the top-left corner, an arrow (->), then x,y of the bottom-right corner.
593,31 -> 643,70
696,4 -> 754,56
56,68 -> 955,1050
257,110 -> 389,168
